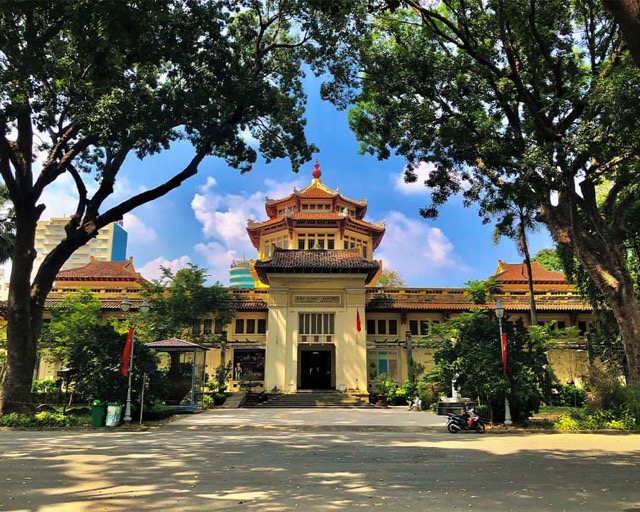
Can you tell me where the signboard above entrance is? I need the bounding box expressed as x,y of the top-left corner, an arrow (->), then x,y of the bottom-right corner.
294,295 -> 341,305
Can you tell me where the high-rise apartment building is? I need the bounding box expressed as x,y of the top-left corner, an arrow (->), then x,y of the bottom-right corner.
34,217 -> 128,272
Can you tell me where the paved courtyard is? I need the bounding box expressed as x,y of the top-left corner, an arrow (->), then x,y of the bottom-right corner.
1,408 -> 640,511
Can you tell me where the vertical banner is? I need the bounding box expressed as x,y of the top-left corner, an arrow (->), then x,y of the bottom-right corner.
501,332 -> 508,375
356,309 -> 362,332
120,326 -> 135,376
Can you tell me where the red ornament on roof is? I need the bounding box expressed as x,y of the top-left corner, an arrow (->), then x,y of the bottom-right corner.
312,159 -> 322,179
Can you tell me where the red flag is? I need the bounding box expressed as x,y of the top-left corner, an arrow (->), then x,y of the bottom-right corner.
356,309 -> 362,332
501,332 -> 508,375
120,327 -> 134,376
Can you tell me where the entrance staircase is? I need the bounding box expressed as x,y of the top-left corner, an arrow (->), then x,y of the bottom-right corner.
243,390 -> 372,408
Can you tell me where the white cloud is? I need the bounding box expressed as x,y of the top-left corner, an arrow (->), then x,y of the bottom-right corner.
191,175 -> 305,246
374,211 -> 470,285
138,255 -> 192,282
123,213 -> 159,244
393,162 -> 436,195
194,241 -> 240,285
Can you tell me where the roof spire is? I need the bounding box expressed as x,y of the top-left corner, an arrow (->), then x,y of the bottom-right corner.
312,159 -> 322,180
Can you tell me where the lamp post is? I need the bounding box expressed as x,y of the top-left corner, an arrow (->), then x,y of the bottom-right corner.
120,297 -> 150,423
494,300 -> 513,425
405,330 -> 415,383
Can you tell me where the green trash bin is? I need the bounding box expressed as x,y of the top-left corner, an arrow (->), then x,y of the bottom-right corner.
91,400 -> 107,427
105,402 -> 123,427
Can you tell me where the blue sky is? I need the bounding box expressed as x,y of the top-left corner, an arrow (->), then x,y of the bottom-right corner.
34,76 -> 553,287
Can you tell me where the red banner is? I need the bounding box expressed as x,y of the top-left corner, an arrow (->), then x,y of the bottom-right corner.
501,332 -> 508,375
120,327 -> 135,376
356,309 -> 362,332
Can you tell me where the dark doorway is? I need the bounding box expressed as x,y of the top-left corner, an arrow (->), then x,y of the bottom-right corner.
300,350 -> 332,389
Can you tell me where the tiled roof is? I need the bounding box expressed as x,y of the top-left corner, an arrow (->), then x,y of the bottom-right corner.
45,297 -> 149,310
146,338 -> 207,351
365,290 -> 591,312
55,258 -> 145,282
254,248 -> 380,285
224,299 -> 268,311
495,260 -> 567,284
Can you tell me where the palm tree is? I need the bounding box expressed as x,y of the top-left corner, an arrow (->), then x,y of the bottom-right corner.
491,201 -> 540,326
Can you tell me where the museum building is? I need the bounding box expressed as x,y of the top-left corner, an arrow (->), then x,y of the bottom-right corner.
42,162 -> 593,390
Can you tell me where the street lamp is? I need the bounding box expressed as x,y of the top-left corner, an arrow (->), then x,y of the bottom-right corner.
120,297 -> 150,423
494,300 -> 513,425
405,330 -> 415,383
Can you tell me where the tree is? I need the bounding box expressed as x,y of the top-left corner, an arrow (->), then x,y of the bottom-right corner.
142,264 -> 232,341
39,289 -> 103,366
38,288 -> 161,404
465,277 -> 502,305
377,268 -> 405,287
0,183 -> 15,264
425,311 -> 549,423
490,202 -> 539,325
603,0 -> 640,66
326,1 -> 640,382
532,249 -> 564,274
0,1 -> 352,412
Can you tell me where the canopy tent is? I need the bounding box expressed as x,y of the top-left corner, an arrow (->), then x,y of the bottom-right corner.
146,338 -> 208,411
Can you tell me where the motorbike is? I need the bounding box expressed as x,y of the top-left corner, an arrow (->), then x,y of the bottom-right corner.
447,410 -> 486,433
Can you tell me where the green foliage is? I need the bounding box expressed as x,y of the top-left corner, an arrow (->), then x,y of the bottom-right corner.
142,264 -> 232,342
0,183 -> 15,264
464,277 -> 503,305
31,379 -> 60,404
40,289 -> 103,366
532,249 -> 564,273
377,269 -> 405,287
553,414 -> 581,431
324,0 -> 640,382
430,312 -> 549,423
68,323 -> 163,405
1,0 -> 363,412
416,369 -> 442,410
370,373 -> 399,403
549,384 -> 586,408
0,411 -> 86,428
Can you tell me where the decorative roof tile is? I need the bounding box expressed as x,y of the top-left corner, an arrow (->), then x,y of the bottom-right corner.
495,260 -> 567,284
55,258 -> 145,282
254,248 -> 380,285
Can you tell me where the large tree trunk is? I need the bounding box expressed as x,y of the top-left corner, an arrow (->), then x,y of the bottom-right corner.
603,0 -> 640,66
542,203 -> 640,384
1,216 -> 39,414
0,217 -> 94,414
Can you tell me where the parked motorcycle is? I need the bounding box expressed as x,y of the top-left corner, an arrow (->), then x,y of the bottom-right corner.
447,410 -> 486,433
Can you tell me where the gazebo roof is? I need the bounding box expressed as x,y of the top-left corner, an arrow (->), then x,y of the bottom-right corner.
146,338 -> 208,352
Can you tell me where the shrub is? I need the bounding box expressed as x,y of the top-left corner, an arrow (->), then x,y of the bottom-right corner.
549,384 -> 586,408
554,414 -> 580,431
32,379 -> 61,404
0,412 -> 86,428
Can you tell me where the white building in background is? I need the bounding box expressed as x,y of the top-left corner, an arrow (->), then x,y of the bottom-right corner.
0,218 -> 129,300
33,217 -> 128,273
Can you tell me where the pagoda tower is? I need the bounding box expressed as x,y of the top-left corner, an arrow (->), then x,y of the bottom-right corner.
246,160 -> 385,271
246,162 -> 385,392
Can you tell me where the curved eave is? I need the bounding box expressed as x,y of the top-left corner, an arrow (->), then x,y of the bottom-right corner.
255,267 -> 380,286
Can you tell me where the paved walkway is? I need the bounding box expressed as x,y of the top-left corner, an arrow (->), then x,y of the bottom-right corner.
169,405 -> 449,431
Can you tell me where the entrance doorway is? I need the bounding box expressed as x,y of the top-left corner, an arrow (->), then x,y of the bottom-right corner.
300,349 -> 333,389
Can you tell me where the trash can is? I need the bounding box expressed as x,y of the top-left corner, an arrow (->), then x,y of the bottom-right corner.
91,400 -> 107,427
105,402 -> 123,427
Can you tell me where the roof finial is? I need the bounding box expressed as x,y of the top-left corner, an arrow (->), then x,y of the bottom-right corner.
312,159 -> 322,180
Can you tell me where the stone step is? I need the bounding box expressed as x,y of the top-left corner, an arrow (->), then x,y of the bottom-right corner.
243,391 -> 372,408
